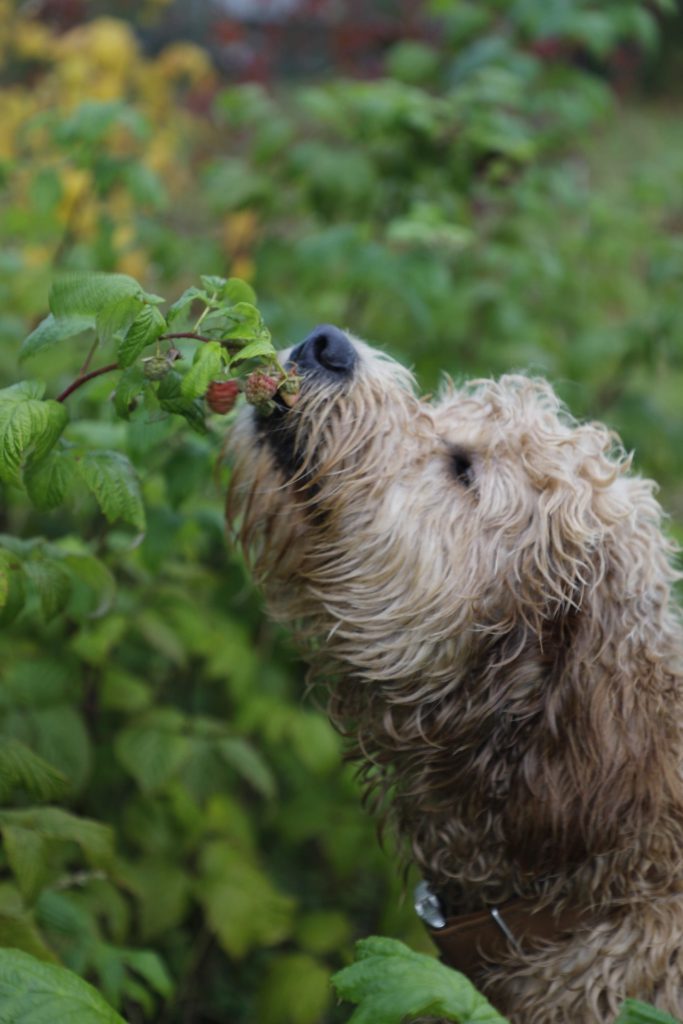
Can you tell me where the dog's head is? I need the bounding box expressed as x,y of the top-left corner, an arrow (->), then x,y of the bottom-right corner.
228,326 -> 683,868
229,325 -> 675,668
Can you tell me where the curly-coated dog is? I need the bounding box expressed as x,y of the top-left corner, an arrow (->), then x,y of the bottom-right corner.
227,325 -> 683,1024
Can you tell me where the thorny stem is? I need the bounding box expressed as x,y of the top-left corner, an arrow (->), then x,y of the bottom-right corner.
56,362 -> 119,402
55,334 -> 259,403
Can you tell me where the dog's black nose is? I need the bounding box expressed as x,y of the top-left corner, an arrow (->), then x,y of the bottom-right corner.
290,325 -> 357,379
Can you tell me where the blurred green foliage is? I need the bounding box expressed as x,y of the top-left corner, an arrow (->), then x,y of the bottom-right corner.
1,0 -> 683,1021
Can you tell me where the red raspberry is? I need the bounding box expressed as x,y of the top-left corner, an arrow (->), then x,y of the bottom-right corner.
244,371 -> 281,406
206,379 -> 241,414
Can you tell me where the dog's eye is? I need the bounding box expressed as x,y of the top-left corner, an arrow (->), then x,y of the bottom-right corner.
450,446 -> 474,487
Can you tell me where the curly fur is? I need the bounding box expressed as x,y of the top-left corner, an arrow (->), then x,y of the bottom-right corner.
227,337 -> 683,1024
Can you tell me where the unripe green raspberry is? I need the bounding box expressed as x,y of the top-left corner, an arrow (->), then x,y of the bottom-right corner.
142,354 -> 172,380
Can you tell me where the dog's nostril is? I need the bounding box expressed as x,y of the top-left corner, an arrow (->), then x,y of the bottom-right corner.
291,325 -> 357,378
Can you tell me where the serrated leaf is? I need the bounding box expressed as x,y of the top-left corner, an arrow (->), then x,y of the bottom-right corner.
100,669 -> 151,713
23,556 -> 72,621
118,949 -> 173,999
200,274 -> 228,294
3,826 -> 49,903
20,314 -> 95,362
230,336 -> 278,364
165,286 -> 208,326
216,737 -> 276,799
49,272 -> 143,319
0,883 -> 57,963
195,840 -> 295,958
0,948 -> 126,1023
0,737 -> 67,802
60,552 -> 116,619
223,278 -> 257,305
117,304 -> 166,368
180,341 -> 225,399
332,937 -> 508,1024
0,382 -> 69,486
113,364 -> 147,420
96,294 -> 143,346
75,449 -> 145,530
24,443 -> 76,510
156,372 -> 207,433
114,709 -> 192,794
118,859 -> 188,940
7,703 -> 92,795
0,808 -> 113,867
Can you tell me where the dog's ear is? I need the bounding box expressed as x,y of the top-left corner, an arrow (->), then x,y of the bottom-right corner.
505,463 -> 683,869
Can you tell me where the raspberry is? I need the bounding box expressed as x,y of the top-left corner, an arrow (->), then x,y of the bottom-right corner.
244,371 -> 281,406
142,354 -> 173,381
206,379 -> 241,414
280,372 -> 301,396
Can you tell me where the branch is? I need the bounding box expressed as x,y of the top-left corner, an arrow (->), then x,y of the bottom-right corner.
56,362 -> 119,403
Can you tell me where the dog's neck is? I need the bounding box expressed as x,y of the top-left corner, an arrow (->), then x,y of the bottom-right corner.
325,624 -> 683,916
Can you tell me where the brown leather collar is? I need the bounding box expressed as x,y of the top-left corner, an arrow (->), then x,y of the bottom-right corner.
423,897 -> 590,978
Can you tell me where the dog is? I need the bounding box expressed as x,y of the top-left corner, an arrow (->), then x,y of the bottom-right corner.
227,325 -> 683,1023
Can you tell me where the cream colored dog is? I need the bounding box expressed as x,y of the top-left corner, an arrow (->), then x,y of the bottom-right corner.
228,325 -> 683,1024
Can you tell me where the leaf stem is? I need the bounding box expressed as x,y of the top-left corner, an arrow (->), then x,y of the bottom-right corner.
78,335 -> 100,377
56,362 -> 120,403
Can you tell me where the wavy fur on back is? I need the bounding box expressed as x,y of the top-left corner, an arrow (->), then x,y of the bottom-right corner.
227,338 -> 683,1023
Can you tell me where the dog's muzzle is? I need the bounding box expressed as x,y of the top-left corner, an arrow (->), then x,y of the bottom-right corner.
289,324 -> 357,381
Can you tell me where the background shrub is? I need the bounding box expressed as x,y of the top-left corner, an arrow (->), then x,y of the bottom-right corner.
1,1 -> 682,1021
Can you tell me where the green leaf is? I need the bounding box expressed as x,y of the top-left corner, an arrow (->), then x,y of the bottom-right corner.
20,314 -> 94,362
74,449 -> 145,530
24,443 -> 76,510
49,272 -> 143,319
23,556 -> 72,621
0,883 -> 57,962
616,1001 -> 683,1024
117,948 -> 173,999
180,341 -> 225,399
230,336 -> 277,364
199,274 -> 228,294
216,737 -> 276,799
3,825 -> 49,903
257,953 -> 331,1024
194,840 -> 295,958
117,304 -> 166,368
0,737 -> 67,802
156,372 -> 207,433
115,709 -> 193,794
295,910 -> 352,956
0,549 -> 26,625
96,294 -> 143,347
223,278 -> 257,306
0,808 -> 114,867
118,858 -> 189,941
59,550 -> 116,619
113,364 -> 147,420
332,937 -> 509,1024
165,286 -> 208,326
0,948 -> 126,1023
0,382 -> 69,486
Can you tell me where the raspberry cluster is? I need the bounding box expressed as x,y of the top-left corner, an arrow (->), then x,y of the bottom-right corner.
205,367 -> 301,416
